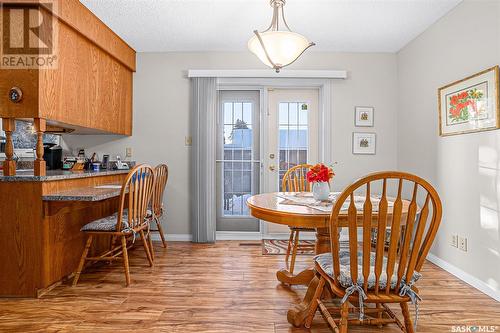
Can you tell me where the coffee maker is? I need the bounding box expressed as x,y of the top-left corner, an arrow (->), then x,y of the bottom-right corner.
43,143 -> 63,169
0,136 -> 5,154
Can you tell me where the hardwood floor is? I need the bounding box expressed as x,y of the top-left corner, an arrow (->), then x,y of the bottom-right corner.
0,241 -> 498,332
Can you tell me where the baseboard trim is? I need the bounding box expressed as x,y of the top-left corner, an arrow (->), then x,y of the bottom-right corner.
150,233 -> 192,242
427,253 -> 500,302
148,231 -> 317,242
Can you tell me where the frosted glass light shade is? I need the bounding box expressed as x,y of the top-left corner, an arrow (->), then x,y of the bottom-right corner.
248,31 -> 312,70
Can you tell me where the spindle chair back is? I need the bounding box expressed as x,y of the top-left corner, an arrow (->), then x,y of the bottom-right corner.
306,171 -> 443,333
282,164 -> 313,192
281,163 -> 316,274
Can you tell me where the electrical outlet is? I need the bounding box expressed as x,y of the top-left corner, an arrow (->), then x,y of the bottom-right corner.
458,236 -> 468,252
451,234 -> 458,248
125,147 -> 132,158
185,136 -> 193,146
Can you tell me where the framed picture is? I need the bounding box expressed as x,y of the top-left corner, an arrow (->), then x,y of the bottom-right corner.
355,106 -> 374,127
352,132 -> 376,155
438,66 -> 500,136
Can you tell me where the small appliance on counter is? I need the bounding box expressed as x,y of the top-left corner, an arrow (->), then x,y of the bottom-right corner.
101,154 -> 110,169
114,155 -> 130,170
43,143 -> 62,170
0,135 -> 5,154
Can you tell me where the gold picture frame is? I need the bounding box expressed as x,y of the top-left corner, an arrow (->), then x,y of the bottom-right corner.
438,66 -> 500,136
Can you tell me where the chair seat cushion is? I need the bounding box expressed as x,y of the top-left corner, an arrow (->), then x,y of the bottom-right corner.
81,212 -> 130,232
314,251 -> 421,290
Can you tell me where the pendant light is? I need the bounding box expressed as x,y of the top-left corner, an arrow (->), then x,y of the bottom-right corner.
248,0 -> 315,73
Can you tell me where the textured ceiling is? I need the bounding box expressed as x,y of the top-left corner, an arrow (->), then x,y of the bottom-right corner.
80,0 -> 462,53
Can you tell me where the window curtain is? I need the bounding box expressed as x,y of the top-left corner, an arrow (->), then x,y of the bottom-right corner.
190,77 -> 217,243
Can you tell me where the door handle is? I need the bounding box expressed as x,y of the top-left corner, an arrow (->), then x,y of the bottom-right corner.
269,165 -> 276,171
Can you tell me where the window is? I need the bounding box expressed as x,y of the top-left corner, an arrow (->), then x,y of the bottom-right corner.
278,102 -> 309,186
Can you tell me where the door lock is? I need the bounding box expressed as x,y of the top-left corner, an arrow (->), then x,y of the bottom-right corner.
269,153 -> 275,159
269,165 -> 276,171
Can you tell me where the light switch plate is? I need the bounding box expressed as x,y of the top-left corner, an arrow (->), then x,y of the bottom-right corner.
451,234 -> 458,248
125,147 -> 132,158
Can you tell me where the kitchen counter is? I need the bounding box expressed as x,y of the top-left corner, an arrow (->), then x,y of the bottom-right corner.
42,184 -> 123,201
0,169 -> 130,182
0,167 -> 130,297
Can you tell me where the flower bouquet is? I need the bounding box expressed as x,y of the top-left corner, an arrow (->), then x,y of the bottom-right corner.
306,164 -> 334,201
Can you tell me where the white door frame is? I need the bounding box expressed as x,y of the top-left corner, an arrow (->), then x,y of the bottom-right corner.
217,78 -> 335,240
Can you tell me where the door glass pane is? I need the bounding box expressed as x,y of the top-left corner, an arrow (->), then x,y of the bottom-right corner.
278,102 -> 309,187
221,101 -> 258,217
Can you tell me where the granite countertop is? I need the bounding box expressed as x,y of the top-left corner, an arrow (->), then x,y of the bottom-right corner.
0,169 -> 130,182
42,184 -> 124,201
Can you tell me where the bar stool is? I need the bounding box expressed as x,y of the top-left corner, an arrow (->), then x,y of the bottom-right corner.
72,164 -> 155,287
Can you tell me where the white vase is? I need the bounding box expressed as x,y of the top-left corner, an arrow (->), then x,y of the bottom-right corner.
312,181 -> 330,201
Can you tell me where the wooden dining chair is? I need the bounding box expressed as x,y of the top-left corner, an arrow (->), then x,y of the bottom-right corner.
305,171 -> 442,333
72,164 -> 156,287
147,164 -> 169,257
282,164 -> 316,275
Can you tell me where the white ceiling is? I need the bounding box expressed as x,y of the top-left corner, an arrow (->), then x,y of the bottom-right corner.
80,0 -> 462,53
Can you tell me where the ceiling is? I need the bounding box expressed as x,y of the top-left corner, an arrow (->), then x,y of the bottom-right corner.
80,0 -> 462,53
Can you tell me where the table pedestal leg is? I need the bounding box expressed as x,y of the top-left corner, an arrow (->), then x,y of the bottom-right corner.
285,226 -> 332,327
276,227 -> 330,285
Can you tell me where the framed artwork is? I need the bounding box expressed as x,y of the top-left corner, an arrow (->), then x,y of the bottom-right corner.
355,106 -> 374,127
438,66 -> 499,136
352,132 -> 376,155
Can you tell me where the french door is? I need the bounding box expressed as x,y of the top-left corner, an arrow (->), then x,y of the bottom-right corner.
215,88 -> 320,235
264,89 -> 320,235
216,91 -> 261,232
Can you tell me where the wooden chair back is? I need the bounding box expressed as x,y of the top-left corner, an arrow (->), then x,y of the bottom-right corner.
282,164 -> 313,192
116,164 -> 155,231
152,164 -> 169,217
329,171 -> 442,295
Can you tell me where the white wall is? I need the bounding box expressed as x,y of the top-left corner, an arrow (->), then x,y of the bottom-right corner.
397,0 -> 500,299
62,51 -> 399,234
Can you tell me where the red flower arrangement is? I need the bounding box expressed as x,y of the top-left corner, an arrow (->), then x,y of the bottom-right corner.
306,163 -> 334,183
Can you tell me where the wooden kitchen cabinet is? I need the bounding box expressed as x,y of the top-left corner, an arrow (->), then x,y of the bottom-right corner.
0,0 -> 136,135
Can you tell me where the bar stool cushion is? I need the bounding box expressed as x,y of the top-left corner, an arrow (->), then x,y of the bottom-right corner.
81,212 -> 130,232
314,251 -> 421,290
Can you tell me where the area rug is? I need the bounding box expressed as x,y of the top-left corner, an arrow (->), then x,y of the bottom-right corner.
262,239 -> 315,255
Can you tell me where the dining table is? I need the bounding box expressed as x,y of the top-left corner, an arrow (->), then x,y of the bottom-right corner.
246,191 -> 411,327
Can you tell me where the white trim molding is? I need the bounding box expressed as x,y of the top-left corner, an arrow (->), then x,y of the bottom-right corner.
188,69 -> 347,79
427,253 -> 500,302
151,234 -> 193,242
151,232 -> 315,242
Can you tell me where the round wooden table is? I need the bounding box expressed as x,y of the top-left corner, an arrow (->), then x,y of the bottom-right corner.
246,192 -> 411,327
247,192 -> 332,285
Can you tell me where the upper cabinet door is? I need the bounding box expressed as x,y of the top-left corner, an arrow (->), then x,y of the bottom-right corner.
0,0 -> 136,136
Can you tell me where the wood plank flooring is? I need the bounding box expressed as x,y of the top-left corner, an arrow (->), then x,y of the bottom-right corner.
0,241 -> 498,332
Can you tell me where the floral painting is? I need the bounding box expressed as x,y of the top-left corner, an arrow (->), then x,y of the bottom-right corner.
439,67 -> 499,136
447,84 -> 487,125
